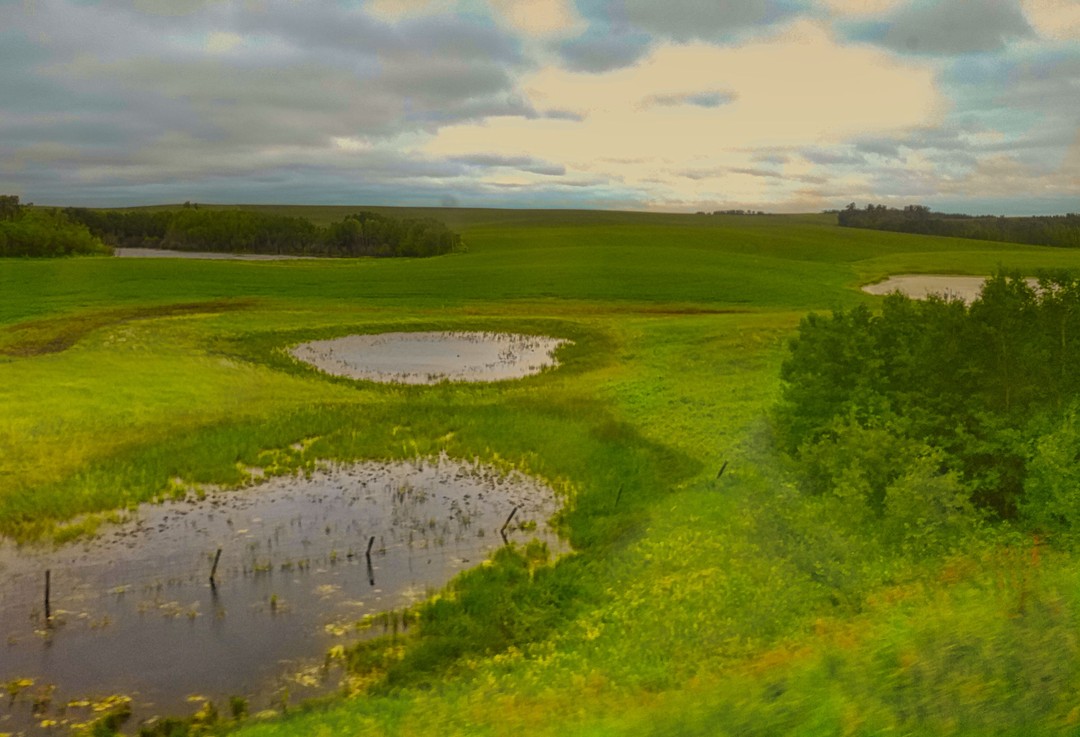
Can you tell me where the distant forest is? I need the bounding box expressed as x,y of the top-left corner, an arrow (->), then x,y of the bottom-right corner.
62,204 -> 463,258
838,203 -> 1080,248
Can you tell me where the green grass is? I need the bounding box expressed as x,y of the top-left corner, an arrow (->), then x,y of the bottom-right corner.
4,209 -> 1080,735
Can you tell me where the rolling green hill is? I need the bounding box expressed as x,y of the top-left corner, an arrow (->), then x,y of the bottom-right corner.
3,209 -> 1079,736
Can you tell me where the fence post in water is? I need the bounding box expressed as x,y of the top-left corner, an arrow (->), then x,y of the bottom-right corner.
44,569 -> 51,623
210,547 -> 223,585
500,506 -> 519,536
500,505 -> 520,546
365,536 -> 376,586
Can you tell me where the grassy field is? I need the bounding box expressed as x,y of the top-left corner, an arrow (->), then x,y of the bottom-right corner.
4,209 -> 1080,735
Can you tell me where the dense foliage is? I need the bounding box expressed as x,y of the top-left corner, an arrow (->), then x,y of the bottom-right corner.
0,196 -> 111,257
778,270 -> 1080,533
838,203 -> 1080,248
62,205 -> 463,257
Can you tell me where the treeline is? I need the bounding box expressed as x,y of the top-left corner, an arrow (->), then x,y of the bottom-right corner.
776,271 -> 1080,549
0,196 -> 111,257
838,203 -> 1080,248
61,205 -> 463,258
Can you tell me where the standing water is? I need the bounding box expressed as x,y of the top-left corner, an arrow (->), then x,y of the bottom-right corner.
0,458 -> 564,733
289,332 -> 570,384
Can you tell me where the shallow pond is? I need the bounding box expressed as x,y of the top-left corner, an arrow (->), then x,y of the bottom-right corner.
289,332 -> 569,384
863,274 -> 1038,304
0,458 -> 563,733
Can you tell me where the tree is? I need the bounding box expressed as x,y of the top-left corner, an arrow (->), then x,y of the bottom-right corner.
0,195 -> 22,221
1022,407 -> 1080,535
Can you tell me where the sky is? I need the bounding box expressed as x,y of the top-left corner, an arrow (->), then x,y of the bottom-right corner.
1,0 -> 1078,214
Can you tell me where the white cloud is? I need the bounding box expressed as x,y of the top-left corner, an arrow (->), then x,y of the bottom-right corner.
939,132 -> 1080,199
132,0 -> 223,17
488,0 -> 582,37
818,0 -> 906,17
366,0 -> 581,36
332,136 -> 374,152
423,20 -> 945,204
364,0 -> 458,22
205,31 -> 244,54
1021,0 -> 1080,40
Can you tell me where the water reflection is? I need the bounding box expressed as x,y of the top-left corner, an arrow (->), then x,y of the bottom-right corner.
0,458 -> 563,733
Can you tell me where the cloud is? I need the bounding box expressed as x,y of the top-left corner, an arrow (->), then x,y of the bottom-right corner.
818,0 -> 905,17
851,0 -> 1035,55
0,0 -> 545,207
555,32 -> 652,72
424,20 -> 944,205
19,1 -> 531,142
205,31 -> 243,54
613,0 -> 805,43
551,0 -> 805,73
2,0 -> 1075,213
938,146 -> 1080,199
366,0 -> 581,38
448,153 -> 566,175
488,0 -> 582,37
236,3 -> 524,66
938,49 -> 1080,169
641,90 -> 737,108
1021,0 -> 1080,40
364,0 -> 458,23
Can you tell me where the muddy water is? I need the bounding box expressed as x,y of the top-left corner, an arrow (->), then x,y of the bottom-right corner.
863,274 -> 1039,304
290,332 -> 570,384
0,459 -> 563,733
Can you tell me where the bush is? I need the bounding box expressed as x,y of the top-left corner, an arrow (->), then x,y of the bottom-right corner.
1021,407 -> 1080,536
0,207 -> 111,257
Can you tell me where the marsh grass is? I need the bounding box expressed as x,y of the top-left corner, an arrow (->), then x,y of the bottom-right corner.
0,299 -> 255,357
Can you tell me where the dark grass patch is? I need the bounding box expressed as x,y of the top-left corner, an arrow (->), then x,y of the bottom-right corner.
0,298 -> 257,357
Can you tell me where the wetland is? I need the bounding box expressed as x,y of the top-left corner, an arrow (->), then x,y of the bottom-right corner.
0,458 -> 563,733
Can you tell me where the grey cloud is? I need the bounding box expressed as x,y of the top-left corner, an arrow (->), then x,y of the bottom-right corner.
854,138 -> 903,158
799,147 -> 865,166
753,152 -> 789,165
941,52 -> 1080,169
854,0 -> 1033,55
614,0 -> 802,42
555,32 -> 651,73
379,59 -> 515,107
449,155 -> 566,176
1,0 -> 544,209
540,109 -> 586,121
731,166 -> 827,184
675,165 -> 825,185
16,153 -> 640,210
642,91 -> 736,108
999,55 -> 1080,117
235,3 -> 523,66
17,3 -> 531,149
730,166 -> 784,179
677,167 -> 726,181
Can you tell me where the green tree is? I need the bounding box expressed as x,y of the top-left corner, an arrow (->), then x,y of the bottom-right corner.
1021,407 -> 1080,535
0,194 -> 22,221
